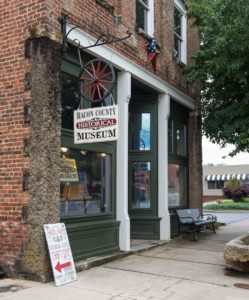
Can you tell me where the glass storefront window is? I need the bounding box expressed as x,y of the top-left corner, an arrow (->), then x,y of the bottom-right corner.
60,148 -> 112,217
168,119 -> 173,153
131,113 -> 151,150
131,162 -> 151,209
168,164 -> 187,207
175,121 -> 187,156
61,72 -> 80,130
168,118 -> 187,156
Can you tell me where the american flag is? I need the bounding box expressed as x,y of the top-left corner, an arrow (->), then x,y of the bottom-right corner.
147,35 -> 159,72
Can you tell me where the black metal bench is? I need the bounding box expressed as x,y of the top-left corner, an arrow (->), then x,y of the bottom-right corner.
175,208 -> 216,240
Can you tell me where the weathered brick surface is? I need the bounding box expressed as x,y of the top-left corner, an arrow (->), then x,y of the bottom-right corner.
0,0 -> 200,279
0,0 -> 48,276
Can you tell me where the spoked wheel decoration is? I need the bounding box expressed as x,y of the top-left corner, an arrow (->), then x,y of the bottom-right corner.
79,59 -> 116,104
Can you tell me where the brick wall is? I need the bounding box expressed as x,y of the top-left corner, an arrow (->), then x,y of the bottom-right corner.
0,0 -> 49,276
0,0 -> 200,278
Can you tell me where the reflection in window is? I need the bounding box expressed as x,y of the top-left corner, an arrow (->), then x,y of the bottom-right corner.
173,0 -> 187,63
60,148 -> 112,217
61,72 -> 80,130
173,6 -> 182,60
168,164 -> 187,207
131,113 -> 151,150
168,118 -> 187,156
175,121 -> 187,156
168,119 -> 173,153
131,162 -> 151,209
136,0 -> 149,32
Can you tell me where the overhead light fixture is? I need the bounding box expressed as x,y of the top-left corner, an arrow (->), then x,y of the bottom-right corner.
80,150 -> 87,155
61,147 -> 68,153
100,153 -> 106,158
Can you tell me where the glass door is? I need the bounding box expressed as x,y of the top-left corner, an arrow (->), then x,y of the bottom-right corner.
128,99 -> 159,239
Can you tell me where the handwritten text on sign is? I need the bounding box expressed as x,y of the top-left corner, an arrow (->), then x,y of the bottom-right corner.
74,105 -> 118,144
44,223 -> 77,286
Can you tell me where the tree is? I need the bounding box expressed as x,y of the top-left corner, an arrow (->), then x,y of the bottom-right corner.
185,0 -> 249,156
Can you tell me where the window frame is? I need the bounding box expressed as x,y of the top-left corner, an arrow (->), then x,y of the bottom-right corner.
60,49 -> 117,221
168,100 -> 189,208
173,0 -> 187,64
136,0 -> 154,36
207,180 -> 225,190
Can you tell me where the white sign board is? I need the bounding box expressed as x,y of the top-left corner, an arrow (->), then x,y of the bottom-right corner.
44,223 -> 77,286
74,105 -> 118,144
60,158 -> 79,182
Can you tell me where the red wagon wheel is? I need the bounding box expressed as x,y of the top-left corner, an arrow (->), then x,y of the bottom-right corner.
79,59 -> 116,104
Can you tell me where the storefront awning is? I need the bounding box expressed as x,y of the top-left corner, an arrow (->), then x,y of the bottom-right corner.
206,174 -> 249,181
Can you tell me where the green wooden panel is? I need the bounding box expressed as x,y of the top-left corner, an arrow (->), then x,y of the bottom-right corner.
65,220 -> 120,261
130,217 -> 160,240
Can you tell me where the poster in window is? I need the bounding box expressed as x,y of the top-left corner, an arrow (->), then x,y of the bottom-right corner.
60,158 -> 79,182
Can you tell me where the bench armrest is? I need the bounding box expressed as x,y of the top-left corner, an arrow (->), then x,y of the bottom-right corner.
202,213 -> 215,220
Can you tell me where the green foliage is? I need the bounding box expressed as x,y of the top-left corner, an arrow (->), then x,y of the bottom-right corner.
186,0 -> 249,156
204,201 -> 249,210
225,179 -> 241,188
223,182 -> 249,202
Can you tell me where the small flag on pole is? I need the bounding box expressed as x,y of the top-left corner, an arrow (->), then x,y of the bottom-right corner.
146,35 -> 159,72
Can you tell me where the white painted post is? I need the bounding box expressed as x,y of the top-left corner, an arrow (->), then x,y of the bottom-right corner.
158,93 -> 171,240
116,71 -> 131,251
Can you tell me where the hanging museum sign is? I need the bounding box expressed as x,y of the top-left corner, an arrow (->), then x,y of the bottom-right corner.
44,223 -> 77,286
74,105 -> 118,144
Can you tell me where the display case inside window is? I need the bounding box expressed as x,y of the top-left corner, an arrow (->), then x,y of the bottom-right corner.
60,148 -> 112,217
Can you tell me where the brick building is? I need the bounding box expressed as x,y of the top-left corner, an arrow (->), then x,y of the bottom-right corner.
0,0 -> 202,280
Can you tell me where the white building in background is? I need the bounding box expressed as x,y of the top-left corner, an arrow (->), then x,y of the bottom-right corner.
203,164 -> 249,201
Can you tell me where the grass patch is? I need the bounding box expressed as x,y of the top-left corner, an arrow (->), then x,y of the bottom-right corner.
204,199 -> 249,210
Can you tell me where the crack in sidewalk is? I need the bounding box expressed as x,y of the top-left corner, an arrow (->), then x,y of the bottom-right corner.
102,266 -> 229,288
138,253 -> 226,267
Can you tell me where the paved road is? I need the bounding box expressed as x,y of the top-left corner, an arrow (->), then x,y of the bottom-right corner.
205,211 -> 249,224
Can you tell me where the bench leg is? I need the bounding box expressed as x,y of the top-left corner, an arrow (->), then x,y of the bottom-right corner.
192,225 -> 198,241
212,222 -> 216,234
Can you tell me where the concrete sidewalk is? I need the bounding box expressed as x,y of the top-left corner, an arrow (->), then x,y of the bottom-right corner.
1,219 -> 249,300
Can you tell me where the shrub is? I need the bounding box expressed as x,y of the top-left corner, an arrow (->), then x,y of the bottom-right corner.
223,183 -> 249,202
226,179 -> 240,188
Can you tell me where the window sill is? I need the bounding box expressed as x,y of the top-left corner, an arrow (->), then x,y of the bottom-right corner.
95,0 -> 114,15
136,28 -> 161,50
173,56 -> 186,68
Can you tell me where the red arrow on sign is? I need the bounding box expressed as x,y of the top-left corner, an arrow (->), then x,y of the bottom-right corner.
55,261 -> 71,272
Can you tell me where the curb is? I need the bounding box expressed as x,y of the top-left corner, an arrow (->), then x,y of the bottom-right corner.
75,240 -> 167,273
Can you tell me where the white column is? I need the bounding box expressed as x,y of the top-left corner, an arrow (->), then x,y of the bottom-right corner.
158,93 -> 171,240
116,71 -> 131,251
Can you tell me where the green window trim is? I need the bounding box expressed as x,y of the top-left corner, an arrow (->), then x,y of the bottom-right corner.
61,49 -> 117,222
